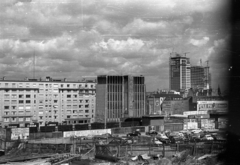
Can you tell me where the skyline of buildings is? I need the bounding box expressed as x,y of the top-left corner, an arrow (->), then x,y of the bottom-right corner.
169,53 -> 211,93
0,53 -> 224,128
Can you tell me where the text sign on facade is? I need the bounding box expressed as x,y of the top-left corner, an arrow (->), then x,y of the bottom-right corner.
11,128 -> 29,140
63,129 -> 111,138
197,101 -> 228,111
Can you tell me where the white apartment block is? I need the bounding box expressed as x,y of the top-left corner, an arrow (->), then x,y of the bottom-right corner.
0,77 -> 96,128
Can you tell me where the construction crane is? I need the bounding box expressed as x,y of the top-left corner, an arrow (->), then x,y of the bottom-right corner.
184,52 -> 190,57
205,60 -> 209,67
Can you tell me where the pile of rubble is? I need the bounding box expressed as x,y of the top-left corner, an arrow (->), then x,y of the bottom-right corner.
88,150 -> 225,165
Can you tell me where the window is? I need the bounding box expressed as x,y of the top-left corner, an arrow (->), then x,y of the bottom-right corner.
26,118 -> 30,121
67,84 -> 70,87
54,100 -> 58,103
67,95 -> 71,98
12,94 -> 17,99
4,112 -> 9,115
26,83 -> 30,88
67,115 -> 71,118
26,100 -> 31,104
5,83 -> 9,87
4,100 -> 10,104
4,118 -> 9,122
12,117 -> 16,122
61,84 -> 63,88
85,105 -> 89,108
19,94 -> 24,98
19,118 -> 24,122
85,110 -> 89,113
26,95 -> 31,98
53,84 -> 58,88
12,106 -> 16,110
19,100 -> 24,104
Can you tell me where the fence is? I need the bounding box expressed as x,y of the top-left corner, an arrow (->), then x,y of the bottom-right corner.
95,142 -> 226,158
29,132 -> 63,140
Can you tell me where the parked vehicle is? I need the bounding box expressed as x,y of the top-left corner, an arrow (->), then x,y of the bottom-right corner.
211,133 -> 227,142
168,136 -> 184,144
146,130 -> 158,136
156,134 -> 170,144
153,137 -> 163,146
127,131 -> 141,137
201,134 -> 214,141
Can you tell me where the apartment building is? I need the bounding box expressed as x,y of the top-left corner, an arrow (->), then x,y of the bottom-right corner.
0,77 -> 96,128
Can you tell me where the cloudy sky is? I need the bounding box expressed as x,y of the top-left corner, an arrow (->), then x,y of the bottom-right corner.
0,0 -> 230,92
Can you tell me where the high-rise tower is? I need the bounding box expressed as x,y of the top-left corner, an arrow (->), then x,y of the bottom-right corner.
169,53 -> 191,92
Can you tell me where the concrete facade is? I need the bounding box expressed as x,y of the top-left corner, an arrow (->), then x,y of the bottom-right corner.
96,75 -> 146,123
169,53 -> 191,92
0,77 -> 96,127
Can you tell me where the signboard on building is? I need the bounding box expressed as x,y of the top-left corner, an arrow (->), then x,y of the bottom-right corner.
188,114 -> 210,119
201,119 -> 215,129
162,101 -> 171,114
11,128 -> 29,140
183,119 -> 198,130
154,97 -> 166,114
183,111 -> 208,116
63,129 -> 111,138
187,122 -> 198,129
197,101 -> 228,111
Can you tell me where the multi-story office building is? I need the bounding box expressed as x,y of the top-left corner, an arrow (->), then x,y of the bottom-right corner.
204,66 -> 211,89
0,77 -> 96,128
191,65 -> 211,90
169,53 -> 191,92
191,66 -> 205,89
96,75 -> 146,123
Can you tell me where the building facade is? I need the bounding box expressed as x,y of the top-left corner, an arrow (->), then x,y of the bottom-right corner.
169,53 -> 191,92
146,93 -> 182,115
191,66 -> 204,89
0,77 -> 96,128
96,75 -> 146,123
191,66 -> 211,90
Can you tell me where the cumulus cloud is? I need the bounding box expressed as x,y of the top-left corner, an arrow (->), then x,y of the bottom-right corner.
0,0 -> 230,91
189,37 -> 209,47
92,38 -> 145,53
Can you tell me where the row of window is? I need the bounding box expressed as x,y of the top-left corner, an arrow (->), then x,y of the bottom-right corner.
4,117 -> 30,122
0,83 -> 95,89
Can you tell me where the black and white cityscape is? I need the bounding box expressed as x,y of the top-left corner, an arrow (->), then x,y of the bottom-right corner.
0,0 -> 235,165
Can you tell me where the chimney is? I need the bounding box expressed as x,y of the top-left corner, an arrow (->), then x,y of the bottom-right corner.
2,77 -> 5,80
64,78 -> 67,82
46,76 -> 51,81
